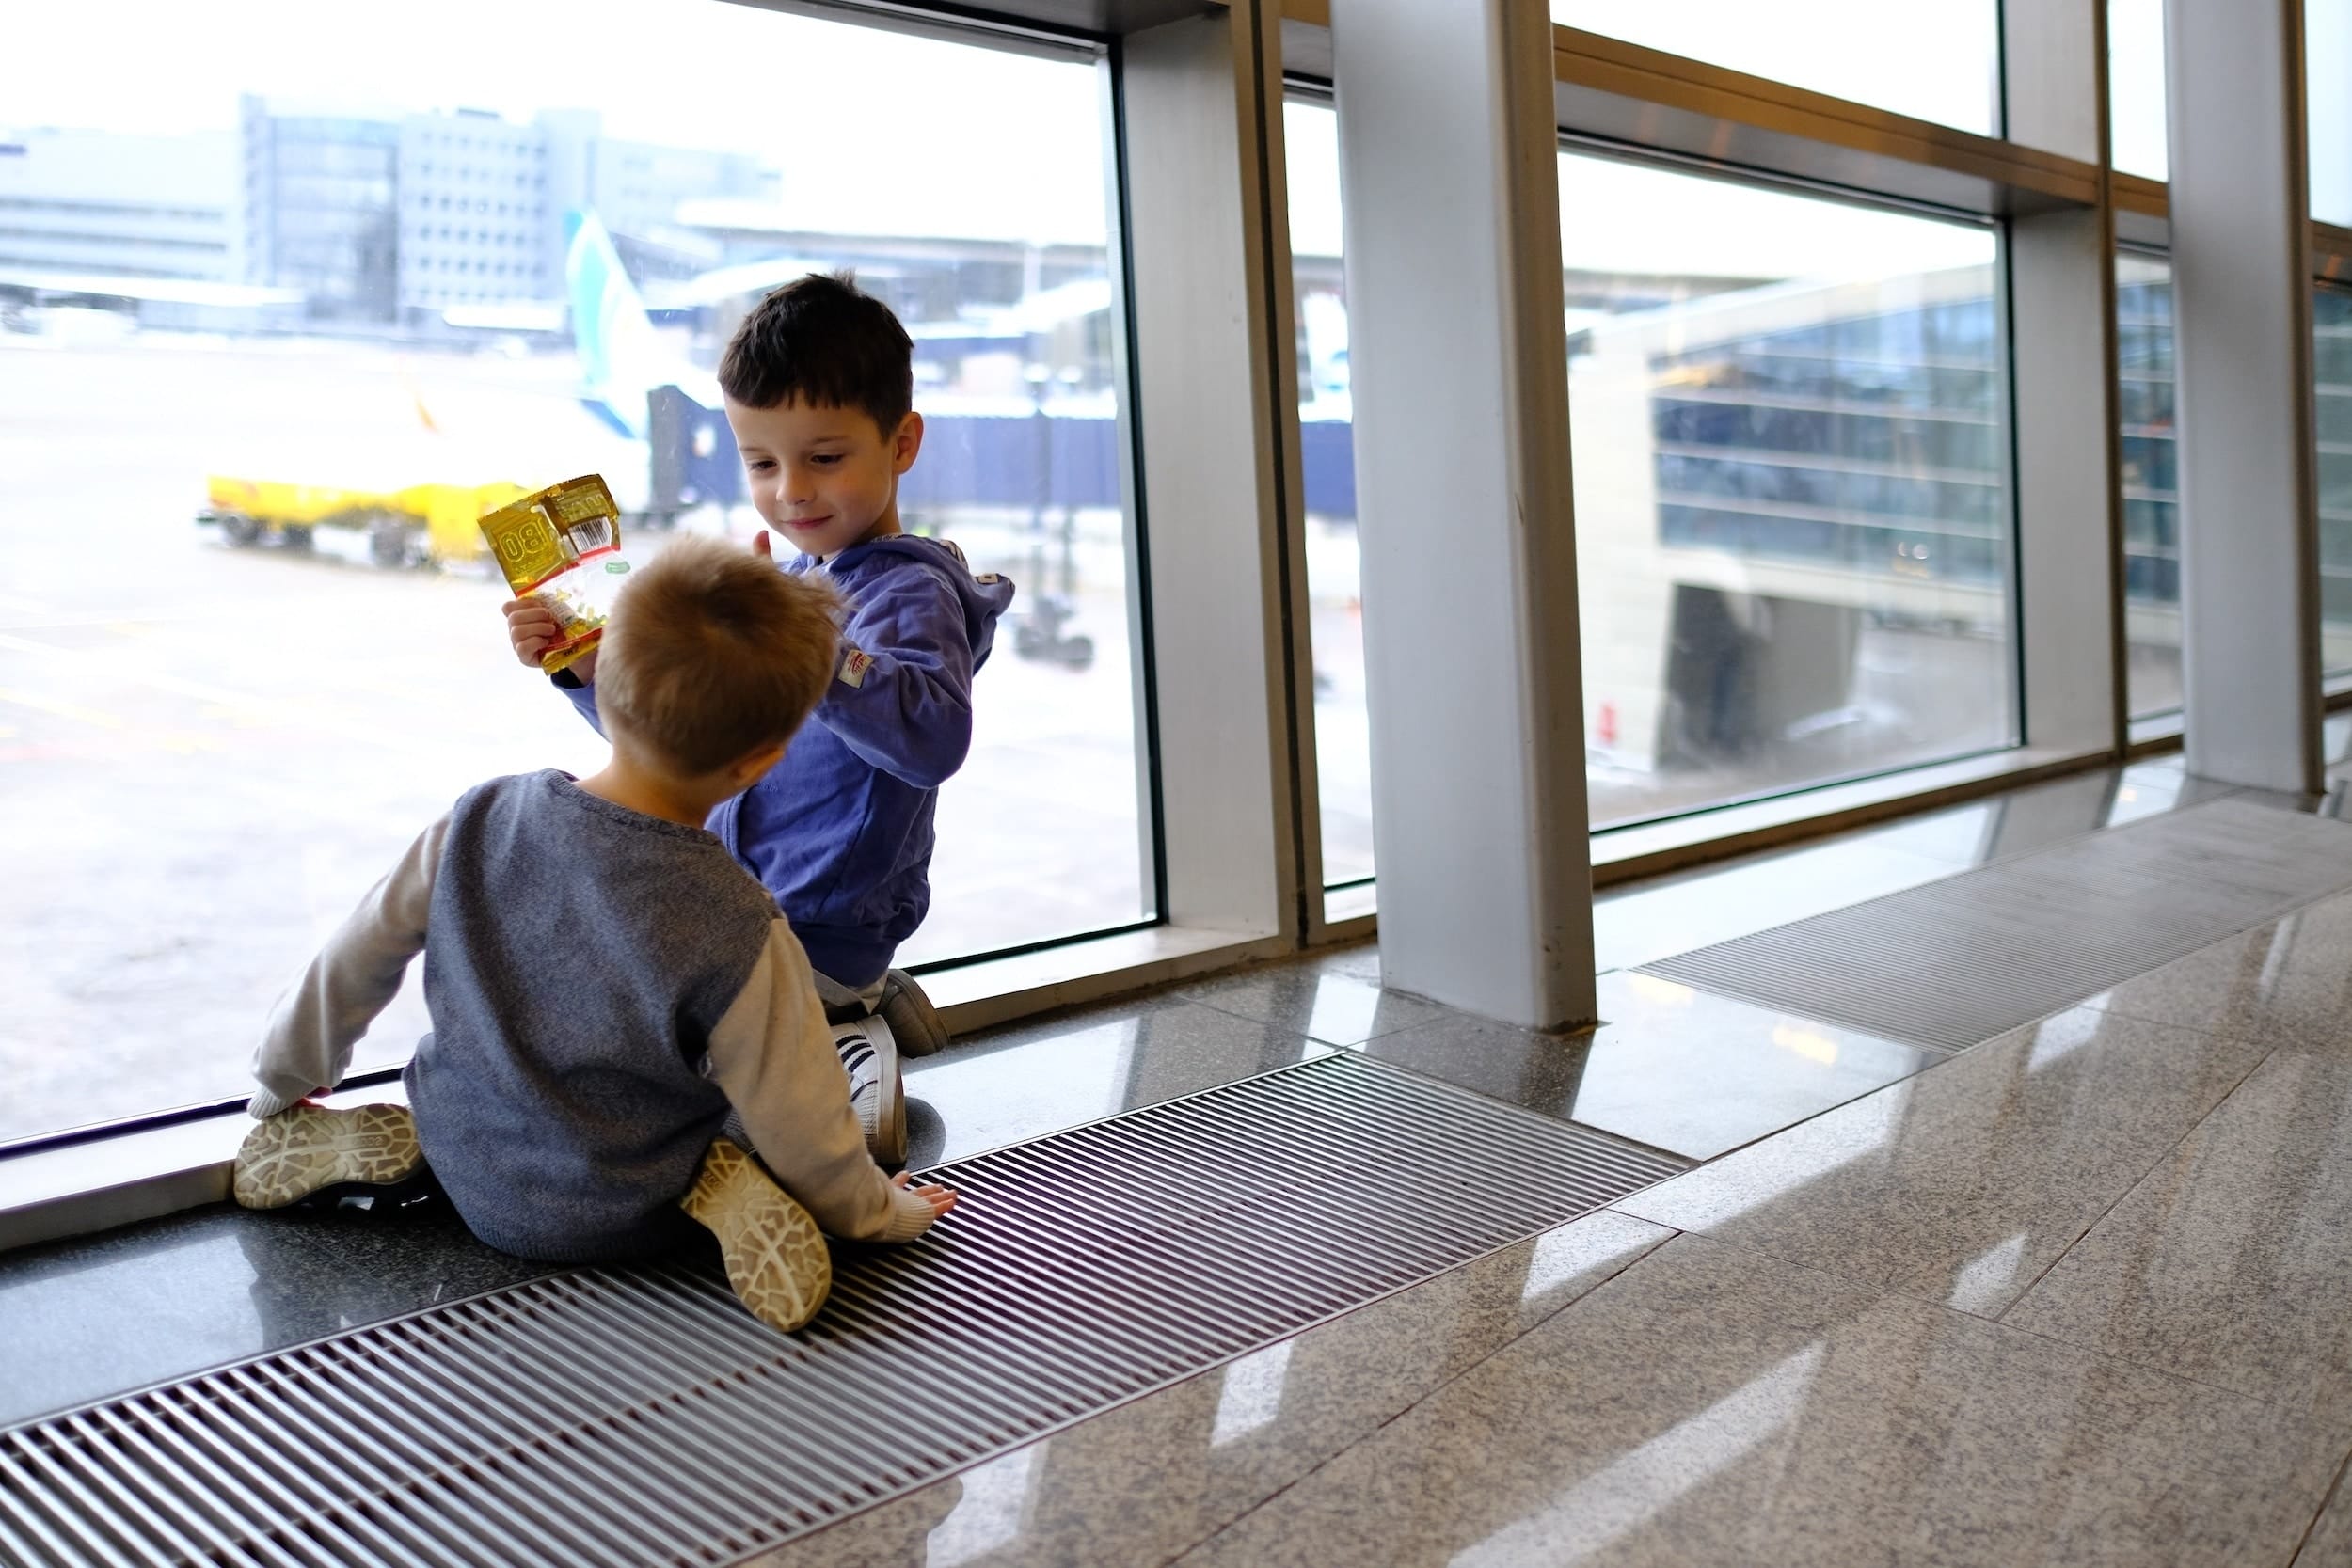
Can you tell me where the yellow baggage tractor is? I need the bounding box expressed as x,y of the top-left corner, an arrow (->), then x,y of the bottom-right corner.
198,474 -> 527,568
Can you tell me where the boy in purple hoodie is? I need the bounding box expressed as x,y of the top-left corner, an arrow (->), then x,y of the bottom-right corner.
506,274 -> 1014,1164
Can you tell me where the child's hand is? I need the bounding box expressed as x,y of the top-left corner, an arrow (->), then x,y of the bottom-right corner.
751,530 -> 773,562
502,597 -> 596,681
892,1170 -> 957,1218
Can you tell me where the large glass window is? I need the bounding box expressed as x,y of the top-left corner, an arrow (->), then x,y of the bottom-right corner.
1562,154 -> 2012,825
1550,1 -> 2001,136
1285,107 -> 2016,846
2320,285 -> 2352,675
0,0 -> 1150,1146
1284,100 -> 1372,891
2108,0 -> 2169,181
2314,0 -> 2352,225
2118,253 -> 2181,716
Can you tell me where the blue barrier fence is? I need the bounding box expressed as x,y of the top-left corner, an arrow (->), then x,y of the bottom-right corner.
657,397 -> 1359,521
900,414 -> 1359,518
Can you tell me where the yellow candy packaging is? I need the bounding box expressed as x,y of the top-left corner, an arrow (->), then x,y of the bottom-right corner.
479,475 -> 630,674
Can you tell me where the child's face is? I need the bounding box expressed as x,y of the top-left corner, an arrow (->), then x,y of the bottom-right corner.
724,396 -> 923,561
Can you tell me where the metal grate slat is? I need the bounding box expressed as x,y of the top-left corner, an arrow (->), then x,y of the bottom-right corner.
1642,796 -> 2352,1053
0,1053 -> 1683,1568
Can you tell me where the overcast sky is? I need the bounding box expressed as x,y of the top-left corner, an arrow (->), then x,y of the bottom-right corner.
0,0 -> 1115,245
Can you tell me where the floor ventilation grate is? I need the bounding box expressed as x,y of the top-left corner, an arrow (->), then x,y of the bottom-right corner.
1643,796 -> 2352,1053
0,1052 -> 1685,1567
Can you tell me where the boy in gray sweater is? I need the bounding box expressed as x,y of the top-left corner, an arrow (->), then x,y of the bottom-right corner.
231,535 -> 954,1334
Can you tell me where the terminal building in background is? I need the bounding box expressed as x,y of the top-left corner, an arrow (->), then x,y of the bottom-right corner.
1,100 -> 771,332
239,95 -> 771,328
0,127 -> 240,282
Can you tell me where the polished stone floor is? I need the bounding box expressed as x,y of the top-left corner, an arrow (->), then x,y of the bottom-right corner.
10,751 -> 2352,1565
743,772 -> 2352,1566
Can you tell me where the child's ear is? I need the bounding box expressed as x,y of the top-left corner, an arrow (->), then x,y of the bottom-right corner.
727,739 -> 788,789
890,411 -> 926,475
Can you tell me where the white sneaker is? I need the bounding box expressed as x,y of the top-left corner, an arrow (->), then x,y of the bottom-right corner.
834,1016 -> 906,1168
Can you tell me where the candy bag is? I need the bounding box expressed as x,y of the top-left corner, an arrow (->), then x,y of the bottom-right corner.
479,475 -> 630,674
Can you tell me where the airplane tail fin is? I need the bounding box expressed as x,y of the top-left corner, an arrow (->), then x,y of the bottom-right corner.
565,210 -> 665,440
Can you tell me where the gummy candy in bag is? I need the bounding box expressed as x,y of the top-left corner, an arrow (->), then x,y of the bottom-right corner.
479,475 -> 630,674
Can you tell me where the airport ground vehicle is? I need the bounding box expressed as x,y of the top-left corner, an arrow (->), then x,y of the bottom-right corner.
196,476 -> 530,567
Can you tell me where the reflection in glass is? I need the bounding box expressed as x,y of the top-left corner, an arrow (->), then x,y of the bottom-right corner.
0,0 -> 1149,1145
2108,0 -> 2169,181
2117,253 -> 2180,716
2321,285 -> 2352,674
1551,0 -> 2000,135
1284,108 -> 2017,844
1563,154 -> 2013,827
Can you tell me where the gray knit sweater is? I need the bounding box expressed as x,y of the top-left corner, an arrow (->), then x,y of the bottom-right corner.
248,770 -> 935,1260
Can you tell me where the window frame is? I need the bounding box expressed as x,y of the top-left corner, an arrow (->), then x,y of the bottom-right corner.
1279,55 -> 2032,888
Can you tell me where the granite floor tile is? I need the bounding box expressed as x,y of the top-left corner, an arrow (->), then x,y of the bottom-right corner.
908,998 -> 1325,1167
2004,1048 -> 2352,1418
1353,974 -> 1937,1161
1582,764 -> 2238,976
2234,784 -> 2340,818
1592,835 -> 1963,973
1937,765 -> 2221,864
1177,961 -> 1448,1048
1307,941 -> 1383,983
2083,898 -> 2352,1054
1345,1009 -> 1595,1122
0,1199 -> 562,1425
1613,1007 -> 2273,1316
1568,973 -> 1938,1159
741,1211 -> 1675,1568
2102,762 -> 2243,825
2293,1460 -> 2352,1567
1175,1233 -> 2351,1568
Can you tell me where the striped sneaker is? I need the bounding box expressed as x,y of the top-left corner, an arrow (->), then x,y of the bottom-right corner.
835,1016 -> 907,1168
679,1138 -> 832,1334
231,1102 -> 427,1211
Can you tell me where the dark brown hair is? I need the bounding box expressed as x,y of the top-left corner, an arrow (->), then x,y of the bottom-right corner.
718,270 -> 914,436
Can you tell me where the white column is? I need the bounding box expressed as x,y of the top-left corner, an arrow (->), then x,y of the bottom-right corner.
1330,0 -> 1597,1028
2168,0 -> 2324,791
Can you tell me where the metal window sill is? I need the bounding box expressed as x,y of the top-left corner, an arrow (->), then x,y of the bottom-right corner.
1259,748 -> 2131,899
1587,745 -> 2117,886
2127,711 -> 2186,756
0,1081 -> 415,1256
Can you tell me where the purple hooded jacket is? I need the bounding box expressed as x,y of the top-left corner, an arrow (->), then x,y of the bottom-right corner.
561,534 -> 1015,986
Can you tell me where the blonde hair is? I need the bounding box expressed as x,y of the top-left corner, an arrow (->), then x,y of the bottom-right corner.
595,535 -> 841,776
